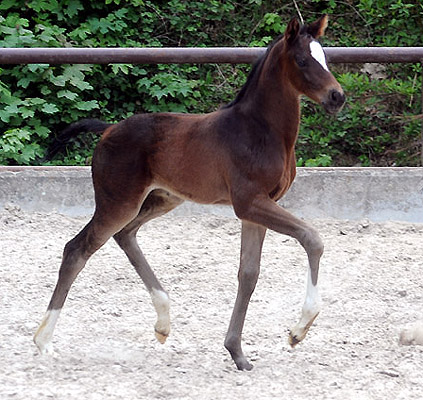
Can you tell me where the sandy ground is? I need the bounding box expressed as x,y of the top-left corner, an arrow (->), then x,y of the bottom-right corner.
1,206 -> 423,400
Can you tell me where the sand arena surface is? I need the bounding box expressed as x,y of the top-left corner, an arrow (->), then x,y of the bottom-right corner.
1,207 -> 423,399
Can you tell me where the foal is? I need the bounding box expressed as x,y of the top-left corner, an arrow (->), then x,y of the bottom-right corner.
34,15 -> 345,370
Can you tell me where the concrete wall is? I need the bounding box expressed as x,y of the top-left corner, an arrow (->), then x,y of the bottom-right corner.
1,166 -> 423,222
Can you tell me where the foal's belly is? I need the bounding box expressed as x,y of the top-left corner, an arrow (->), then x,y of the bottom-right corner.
152,157 -> 232,205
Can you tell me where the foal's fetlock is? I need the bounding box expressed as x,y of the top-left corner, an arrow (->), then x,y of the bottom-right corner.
150,289 -> 170,344
224,336 -> 253,371
33,309 -> 61,356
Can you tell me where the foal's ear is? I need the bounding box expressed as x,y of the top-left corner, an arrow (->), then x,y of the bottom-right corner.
307,14 -> 328,39
285,17 -> 300,45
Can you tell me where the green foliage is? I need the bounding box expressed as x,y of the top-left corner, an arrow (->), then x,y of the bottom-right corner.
297,69 -> 422,166
0,0 -> 422,166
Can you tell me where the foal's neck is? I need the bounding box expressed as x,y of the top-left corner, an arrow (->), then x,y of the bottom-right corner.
248,41 -> 301,148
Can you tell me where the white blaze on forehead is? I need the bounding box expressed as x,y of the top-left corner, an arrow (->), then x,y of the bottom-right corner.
309,41 -> 329,72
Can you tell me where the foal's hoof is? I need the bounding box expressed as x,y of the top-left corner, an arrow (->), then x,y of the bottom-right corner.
288,330 -> 304,348
34,337 -> 56,356
235,358 -> 254,371
288,312 -> 319,348
154,328 -> 169,344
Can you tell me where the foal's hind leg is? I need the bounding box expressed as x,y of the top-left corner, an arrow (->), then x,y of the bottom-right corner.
34,202 -> 144,355
224,221 -> 266,370
113,190 -> 183,344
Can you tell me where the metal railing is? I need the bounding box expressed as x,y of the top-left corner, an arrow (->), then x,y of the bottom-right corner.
0,46 -> 423,64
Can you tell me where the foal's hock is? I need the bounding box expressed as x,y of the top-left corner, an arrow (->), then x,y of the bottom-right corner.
34,15 -> 345,370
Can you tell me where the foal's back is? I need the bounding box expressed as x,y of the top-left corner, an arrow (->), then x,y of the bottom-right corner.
93,110 -> 235,205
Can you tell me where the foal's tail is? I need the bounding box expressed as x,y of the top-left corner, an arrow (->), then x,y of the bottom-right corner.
46,119 -> 112,161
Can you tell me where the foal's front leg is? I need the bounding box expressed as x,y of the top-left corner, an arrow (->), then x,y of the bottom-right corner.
234,195 -> 323,349
224,221 -> 266,370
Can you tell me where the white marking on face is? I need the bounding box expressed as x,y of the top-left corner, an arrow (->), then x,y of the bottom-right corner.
309,41 -> 329,72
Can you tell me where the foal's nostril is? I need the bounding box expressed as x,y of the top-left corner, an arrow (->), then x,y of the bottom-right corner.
330,90 -> 342,102
323,90 -> 345,114
329,90 -> 345,107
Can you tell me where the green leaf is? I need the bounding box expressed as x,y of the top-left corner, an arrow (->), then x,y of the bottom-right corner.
20,107 -> 35,118
0,110 -> 11,123
49,75 -> 66,87
27,0 -> 59,12
71,80 -> 93,91
149,85 -> 168,101
41,103 -> 59,114
74,100 -> 99,111
65,0 -> 84,18
136,77 -> 152,90
111,64 -> 131,75
29,98 -> 46,105
57,90 -> 78,100
0,0 -> 16,10
17,77 -> 32,88
20,143 -> 40,163
5,103 -> 20,114
30,120 -> 50,138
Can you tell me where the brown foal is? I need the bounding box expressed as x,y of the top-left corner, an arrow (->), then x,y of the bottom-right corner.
34,15 -> 345,370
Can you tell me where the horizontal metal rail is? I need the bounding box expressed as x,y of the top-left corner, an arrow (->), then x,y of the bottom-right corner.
0,47 -> 423,64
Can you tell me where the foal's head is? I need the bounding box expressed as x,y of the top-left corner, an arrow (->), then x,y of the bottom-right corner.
282,15 -> 345,114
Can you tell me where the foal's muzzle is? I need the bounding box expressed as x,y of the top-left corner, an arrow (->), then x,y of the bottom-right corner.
322,89 -> 346,114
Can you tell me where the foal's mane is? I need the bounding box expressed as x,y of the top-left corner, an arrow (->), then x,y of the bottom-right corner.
223,23 -> 313,110
222,35 -> 284,109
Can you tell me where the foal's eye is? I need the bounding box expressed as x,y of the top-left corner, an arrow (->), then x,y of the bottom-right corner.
297,58 -> 307,68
